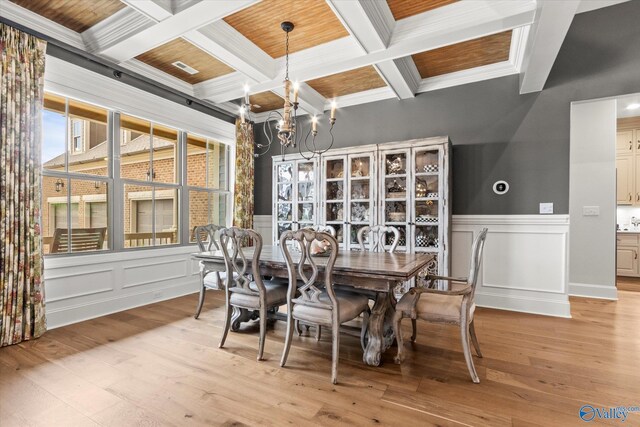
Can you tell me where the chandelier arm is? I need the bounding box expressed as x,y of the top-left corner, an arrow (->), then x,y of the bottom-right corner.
299,122 -> 315,160
315,122 -> 336,155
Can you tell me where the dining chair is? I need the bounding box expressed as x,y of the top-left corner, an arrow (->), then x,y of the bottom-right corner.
193,224 -> 226,319
357,225 -> 400,253
297,224 -> 337,339
279,229 -> 370,384
392,228 -> 488,383
219,227 -> 288,361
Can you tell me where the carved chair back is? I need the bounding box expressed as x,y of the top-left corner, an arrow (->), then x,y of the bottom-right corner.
304,224 -> 337,237
468,228 -> 488,300
357,225 -> 400,253
194,224 -> 224,252
219,227 -> 264,299
279,230 -> 339,314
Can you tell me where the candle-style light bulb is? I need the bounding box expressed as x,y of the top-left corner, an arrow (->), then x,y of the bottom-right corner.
330,101 -> 337,121
311,115 -> 318,133
243,84 -> 250,105
293,81 -> 299,104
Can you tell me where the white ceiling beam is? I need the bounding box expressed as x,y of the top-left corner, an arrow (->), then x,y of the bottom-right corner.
201,0 -> 537,102
270,83 -> 326,116
81,7 -> 154,54
99,0 -> 259,63
519,0 -> 580,94
326,0 -> 419,100
186,22 -> 276,82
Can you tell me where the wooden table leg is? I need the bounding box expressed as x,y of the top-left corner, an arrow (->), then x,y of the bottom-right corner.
231,307 -> 259,331
363,290 -> 396,366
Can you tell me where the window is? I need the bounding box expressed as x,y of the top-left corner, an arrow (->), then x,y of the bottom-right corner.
187,134 -> 230,242
71,119 -> 83,153
41,92 -> 232,255
42,94 -> 111,254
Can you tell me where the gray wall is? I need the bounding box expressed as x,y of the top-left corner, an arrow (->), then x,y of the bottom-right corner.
254,1 -> 640,215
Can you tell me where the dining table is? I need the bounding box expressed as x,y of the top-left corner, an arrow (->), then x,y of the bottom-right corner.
192,245 -> 436,366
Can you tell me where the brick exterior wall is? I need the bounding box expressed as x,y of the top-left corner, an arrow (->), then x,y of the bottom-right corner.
42,148 -> 223,253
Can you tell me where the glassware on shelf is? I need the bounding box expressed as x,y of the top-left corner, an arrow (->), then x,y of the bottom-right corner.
386,178 -> 406,199
298,162 -> 314,182
298,182 -> 314,201
351,157 -> 370,177
385,154 -> 406,175
326,203 -> 344,222
351,181 -> 369,200
277,203 -> 292,221
277,163 -> 292,182
351,202 -> 369,222
327,159 -> 344,179
326,181 -> 344,200
278,183 -> 292,201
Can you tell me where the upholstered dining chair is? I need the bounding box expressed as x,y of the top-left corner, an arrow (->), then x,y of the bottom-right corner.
357,225 -> 400,253
193,224 -> 226,319
392,228 -> 488,383
279,229 -> 370,384
296,224 -> 337,339
218,227 -> 288,361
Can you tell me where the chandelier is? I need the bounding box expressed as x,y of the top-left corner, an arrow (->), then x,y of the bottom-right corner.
239,21 -> 337,159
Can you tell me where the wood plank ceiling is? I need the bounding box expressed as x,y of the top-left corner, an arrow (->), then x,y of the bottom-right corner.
307,66 -> 387,99
386,0 -> 458,21
5,0 -> 529,116
250,92 -> 285,114
223,0 -> 350,58
10,0 -> 125,33
135,39 -> 235,84
413,31 -> 513,78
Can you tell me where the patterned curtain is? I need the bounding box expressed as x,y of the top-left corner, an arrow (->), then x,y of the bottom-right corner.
0,24 -> 47,346
233,119 -> 254,231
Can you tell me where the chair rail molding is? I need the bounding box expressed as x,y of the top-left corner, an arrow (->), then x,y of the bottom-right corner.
44,246 -> 201,328
256,213 -> 572,317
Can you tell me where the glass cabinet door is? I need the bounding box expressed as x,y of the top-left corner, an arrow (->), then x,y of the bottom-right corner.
275,162 -> 294,237
348,154 -> 374,250
381,149 -> 410,251
324,156 -> 346,247
412,148 -> 441,253
296,160 -> 316,228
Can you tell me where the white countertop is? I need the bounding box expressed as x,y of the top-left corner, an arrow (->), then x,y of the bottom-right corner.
618,229 -> 640,233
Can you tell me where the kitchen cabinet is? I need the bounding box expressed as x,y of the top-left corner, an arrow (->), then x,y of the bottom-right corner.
616,129 -> 640,205
617,233 -> 640,277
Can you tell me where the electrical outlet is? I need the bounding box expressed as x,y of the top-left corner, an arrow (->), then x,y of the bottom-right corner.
583,206 -> 600,216
539,203 -> 553,214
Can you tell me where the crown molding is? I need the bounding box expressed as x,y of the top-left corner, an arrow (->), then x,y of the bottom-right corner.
82,7 -> 153,54
417,61 -> 518,94
0,0 -> 84,49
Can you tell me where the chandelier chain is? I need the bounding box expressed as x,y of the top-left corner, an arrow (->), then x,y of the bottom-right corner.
285,30 -> 290,80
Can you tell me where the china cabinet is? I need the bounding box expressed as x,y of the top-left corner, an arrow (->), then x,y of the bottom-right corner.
272,155 -> 319,238
271,136 -> 451,288
322,150 -> 377,250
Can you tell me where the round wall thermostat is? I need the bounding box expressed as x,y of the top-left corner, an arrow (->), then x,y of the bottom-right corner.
493,180 -> 509,195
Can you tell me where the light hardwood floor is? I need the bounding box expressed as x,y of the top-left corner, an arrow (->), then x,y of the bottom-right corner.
1,290 -> 638,426
617,276 -> 640,292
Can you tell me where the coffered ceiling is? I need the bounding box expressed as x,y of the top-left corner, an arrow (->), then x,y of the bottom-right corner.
2,0 -> 623,122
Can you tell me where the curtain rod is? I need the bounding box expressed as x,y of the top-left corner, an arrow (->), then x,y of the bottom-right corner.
0,17 -> 235,124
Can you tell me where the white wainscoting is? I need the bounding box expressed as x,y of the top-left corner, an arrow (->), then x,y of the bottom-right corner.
44,246 -> 201,329
452,215 -> 570,318
255,214 -> 572,317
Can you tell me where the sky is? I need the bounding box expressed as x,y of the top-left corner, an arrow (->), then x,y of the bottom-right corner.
42,109 -> 66,163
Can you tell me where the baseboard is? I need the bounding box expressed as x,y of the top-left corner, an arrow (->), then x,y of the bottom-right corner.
46,281 -> 198,329
568,282 -> 618,300
476,291 -> 572,318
